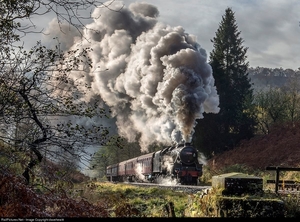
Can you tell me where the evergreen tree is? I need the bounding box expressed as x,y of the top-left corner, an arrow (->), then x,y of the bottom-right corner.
193,8 -> 257,157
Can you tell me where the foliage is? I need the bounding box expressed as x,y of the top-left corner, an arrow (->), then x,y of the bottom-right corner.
254,87 -> 290,134
0,169 -> 108,217
90,136 -> 143,178
254,77 -> 300,134
72,182 -> 189,217
215,164 -> 253,175
193,7 -> 257,158
0,0 -> 119,39
185,187 -> 219,217
281,76 -> 300,123
281,193 -> 300,217
0,0 -> 116,183
0,141 -> 26,175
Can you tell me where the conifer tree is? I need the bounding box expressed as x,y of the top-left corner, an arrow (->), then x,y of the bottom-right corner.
193,8 -> 257,157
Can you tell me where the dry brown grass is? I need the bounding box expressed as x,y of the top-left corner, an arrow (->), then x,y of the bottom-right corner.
207,121 -> 300,172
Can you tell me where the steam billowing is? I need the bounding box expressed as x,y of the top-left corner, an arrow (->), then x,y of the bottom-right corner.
58,1 -> 220,152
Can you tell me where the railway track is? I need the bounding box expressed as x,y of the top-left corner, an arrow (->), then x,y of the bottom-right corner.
122,181 -> 300,196
123,182 -> 212,194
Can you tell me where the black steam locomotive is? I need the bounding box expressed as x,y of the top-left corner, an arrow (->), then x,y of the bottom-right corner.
106,143 -> 203,185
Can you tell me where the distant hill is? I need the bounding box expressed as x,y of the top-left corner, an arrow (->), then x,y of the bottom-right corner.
248,67 -> 300,92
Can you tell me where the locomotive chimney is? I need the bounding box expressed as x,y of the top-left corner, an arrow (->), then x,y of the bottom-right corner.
184,142 -> 191,147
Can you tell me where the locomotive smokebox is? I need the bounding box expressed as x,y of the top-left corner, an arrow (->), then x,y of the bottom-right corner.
179,144 -> 198,165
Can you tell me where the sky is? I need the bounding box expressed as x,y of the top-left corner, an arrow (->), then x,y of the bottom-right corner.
25,0 -> 300,70
121,0 -> 300,70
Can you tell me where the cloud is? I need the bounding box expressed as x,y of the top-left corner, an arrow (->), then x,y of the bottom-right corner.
229,0 -> 300,69
122,0 -> 300,69
42,18 -> 82,51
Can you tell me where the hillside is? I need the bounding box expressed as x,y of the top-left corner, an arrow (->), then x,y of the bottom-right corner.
206,121 -> 300,172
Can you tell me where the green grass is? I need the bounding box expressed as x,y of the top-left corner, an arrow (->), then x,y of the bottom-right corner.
79,182 -> 189,217
70,180 -> 299,217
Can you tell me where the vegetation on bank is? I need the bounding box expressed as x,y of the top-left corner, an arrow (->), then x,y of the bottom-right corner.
1,145 -> 300,218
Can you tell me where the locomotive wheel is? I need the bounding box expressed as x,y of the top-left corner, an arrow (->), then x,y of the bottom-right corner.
154,175 -> 162,184
192,178 -> 198,185
129,176 -> 136,182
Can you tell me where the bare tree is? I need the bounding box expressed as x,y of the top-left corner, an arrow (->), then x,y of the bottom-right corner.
254,87 -> 289,134
0,0 -> 118,183
0,0 -> 122,37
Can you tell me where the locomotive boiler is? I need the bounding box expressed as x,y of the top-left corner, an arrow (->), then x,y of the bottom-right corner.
106,143 -> 203,185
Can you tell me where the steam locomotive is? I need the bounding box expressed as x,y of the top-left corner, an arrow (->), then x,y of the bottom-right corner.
106,143 -> 203,185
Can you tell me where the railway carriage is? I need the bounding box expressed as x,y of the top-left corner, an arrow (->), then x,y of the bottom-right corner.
136,152 -> 154,181
106,163 -> 119,182
106,143 -> 203,185
124,157 -> 137,182
118,160 -> 126,182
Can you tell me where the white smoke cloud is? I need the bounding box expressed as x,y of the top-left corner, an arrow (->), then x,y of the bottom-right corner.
47,1 -> 220,152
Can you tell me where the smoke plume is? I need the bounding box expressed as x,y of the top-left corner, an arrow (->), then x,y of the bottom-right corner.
51,1 -> 220,152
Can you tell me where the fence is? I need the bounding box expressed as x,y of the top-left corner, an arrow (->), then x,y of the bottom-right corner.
265,166 -> 300,193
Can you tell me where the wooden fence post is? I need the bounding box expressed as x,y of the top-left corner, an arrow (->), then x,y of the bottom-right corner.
266,166 -> 300,193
